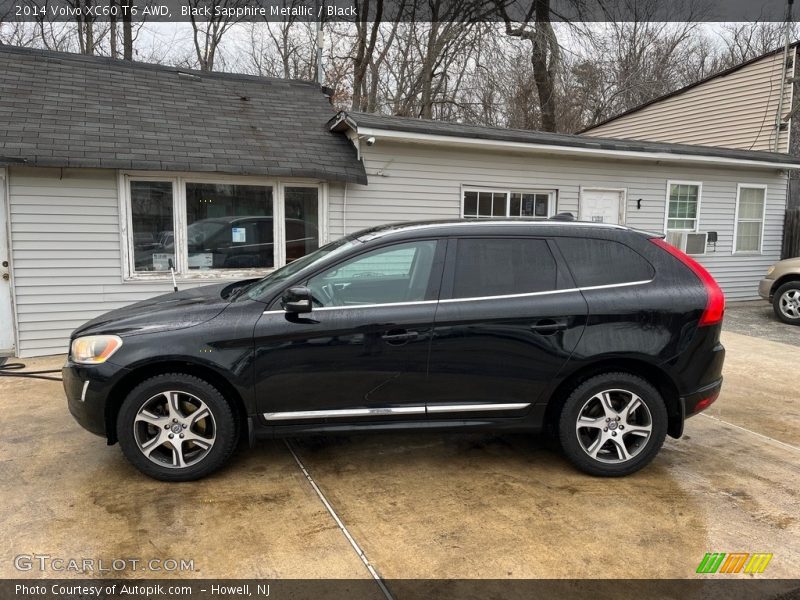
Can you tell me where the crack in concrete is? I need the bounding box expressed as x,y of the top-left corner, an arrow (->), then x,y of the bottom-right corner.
700,413 -> 800,453
284,439 -> 395,600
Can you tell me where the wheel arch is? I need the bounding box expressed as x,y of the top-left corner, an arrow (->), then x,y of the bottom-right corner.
771,274 -> 800,298
105,360 -> 248,445
544,357 -> 683,439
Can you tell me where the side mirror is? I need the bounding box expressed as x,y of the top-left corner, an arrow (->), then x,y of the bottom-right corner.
282,286 -> 313,314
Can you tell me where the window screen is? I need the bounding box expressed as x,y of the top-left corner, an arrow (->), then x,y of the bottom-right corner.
452,238 -> 557,298
556,238 -> 654,287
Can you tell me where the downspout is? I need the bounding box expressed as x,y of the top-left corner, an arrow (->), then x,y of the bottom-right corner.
342,182 -> 348,236
775,0 -> 794,152
315,18 -> 324,85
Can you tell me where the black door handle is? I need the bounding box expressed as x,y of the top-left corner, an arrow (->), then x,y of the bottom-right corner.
530,319 -> 568,335
381,330 -> 419,344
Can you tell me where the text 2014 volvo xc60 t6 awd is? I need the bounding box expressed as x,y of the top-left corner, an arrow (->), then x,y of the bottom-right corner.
64,220 -> 725,481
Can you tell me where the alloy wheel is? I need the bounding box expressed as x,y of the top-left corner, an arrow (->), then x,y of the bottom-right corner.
779,289 -> 800,320
133,390 -> 216,469
575,389 -> 653,463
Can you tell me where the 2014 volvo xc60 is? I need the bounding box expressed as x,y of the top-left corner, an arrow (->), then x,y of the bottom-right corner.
63,220 -> 725,481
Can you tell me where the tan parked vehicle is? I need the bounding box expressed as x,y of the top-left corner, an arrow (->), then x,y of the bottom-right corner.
758,258 -> 800,325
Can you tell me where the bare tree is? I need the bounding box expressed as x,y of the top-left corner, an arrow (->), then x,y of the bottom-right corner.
188,0 -> 245,71
717,21 -> 799,67
497,0 -> 561,131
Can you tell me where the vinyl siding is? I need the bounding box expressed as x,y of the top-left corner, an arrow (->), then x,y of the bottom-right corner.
330,141 -> 786,301
584,49 -> 794,153
9,167 -> 212,357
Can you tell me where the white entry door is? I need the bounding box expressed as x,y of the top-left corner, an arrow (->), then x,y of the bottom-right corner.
579,188 -> 625,225
0,170 -> 14,355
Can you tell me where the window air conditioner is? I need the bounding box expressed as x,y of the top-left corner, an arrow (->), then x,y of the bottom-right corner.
685,232 -> 708,256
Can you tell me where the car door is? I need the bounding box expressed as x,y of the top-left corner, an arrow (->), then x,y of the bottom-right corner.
253,238 -> 445,422
425,236 -> 587,418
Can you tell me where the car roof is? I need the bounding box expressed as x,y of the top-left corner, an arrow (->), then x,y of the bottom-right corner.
353,218 -> 643,242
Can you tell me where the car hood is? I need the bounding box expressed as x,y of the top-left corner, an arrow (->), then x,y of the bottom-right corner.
774,257 -> 800,271
72,282 -> 234,338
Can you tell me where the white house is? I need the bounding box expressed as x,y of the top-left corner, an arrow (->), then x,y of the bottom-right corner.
1,46 -> 798,357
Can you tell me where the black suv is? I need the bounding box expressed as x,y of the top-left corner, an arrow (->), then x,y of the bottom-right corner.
63,220 -> 725,481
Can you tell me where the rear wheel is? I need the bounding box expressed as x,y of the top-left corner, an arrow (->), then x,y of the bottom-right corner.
558,372 -> 667,477
772,282 -> 800,325
117,373 -> 238,481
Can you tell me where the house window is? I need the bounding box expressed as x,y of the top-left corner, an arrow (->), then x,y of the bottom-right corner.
462,189 -> 553,219
126,176 -> 322,277
185,183 -> 274,270
666,182 -> 701,231
735,185 -> 766,253
130,181 -> 174,273
284,186 -> 320,262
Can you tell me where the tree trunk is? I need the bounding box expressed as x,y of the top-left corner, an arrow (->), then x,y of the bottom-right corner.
530,0 -> 558,132
109,0 -> 117,58
122,0 -> 133,59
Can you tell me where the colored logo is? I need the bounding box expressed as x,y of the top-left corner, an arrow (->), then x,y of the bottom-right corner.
696,552 -> 773,574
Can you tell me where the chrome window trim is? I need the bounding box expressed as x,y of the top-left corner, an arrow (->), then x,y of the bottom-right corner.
262,279 -> 653,314
263,402 -> 532,421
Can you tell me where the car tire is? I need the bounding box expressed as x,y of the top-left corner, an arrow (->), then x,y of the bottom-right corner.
772,282 -> 800,325
558,372 -> 667,477
117,373 -> 238,481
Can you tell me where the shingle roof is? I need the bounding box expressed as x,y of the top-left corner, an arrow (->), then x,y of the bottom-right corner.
332,111 -> 800,168
0,45 -> 367,184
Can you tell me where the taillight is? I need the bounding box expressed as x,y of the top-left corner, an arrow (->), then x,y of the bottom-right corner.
650,238 -> 725,326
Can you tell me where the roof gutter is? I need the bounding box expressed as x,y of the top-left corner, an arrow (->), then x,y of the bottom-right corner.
353,127 -> 800,170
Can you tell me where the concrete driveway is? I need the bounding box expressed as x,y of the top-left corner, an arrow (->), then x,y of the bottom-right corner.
1,328 -> 798,584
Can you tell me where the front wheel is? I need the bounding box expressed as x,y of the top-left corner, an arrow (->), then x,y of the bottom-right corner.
772,282 -> 800,325
117,373 -> 238,481
558,373 -> 667,477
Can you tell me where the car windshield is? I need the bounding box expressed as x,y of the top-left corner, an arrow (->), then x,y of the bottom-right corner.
245,236 -> 359,300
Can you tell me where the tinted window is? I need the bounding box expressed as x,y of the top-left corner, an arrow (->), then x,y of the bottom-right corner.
452,238 -> 556,298
556,238 -> 654,287
308,240 -> 438,307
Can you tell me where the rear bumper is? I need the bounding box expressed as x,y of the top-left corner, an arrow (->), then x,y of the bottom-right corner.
63,360 -> 129,440
682,378 -> 723,419
758,277 -> 774,301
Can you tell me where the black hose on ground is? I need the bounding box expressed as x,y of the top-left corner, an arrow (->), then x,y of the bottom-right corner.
0,357 -> 63,381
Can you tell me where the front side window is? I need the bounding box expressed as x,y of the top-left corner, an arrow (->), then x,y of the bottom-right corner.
307,240 -> 438,307
451,238 -> 556,299
667,183 -> 700,231
735,186 -> 766,253
463,189 -> 553,219
127,177 -> 321,277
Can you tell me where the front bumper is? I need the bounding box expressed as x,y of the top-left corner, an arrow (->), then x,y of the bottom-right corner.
63,360 -> 130,440
758,277 -> 774,301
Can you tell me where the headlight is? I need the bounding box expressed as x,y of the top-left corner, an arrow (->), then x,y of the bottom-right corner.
766,265 -> 775,277
71,335 -> 123,364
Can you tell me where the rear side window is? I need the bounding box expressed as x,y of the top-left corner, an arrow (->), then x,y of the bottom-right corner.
556,237 -> 654,287
452,238 -> 557,298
